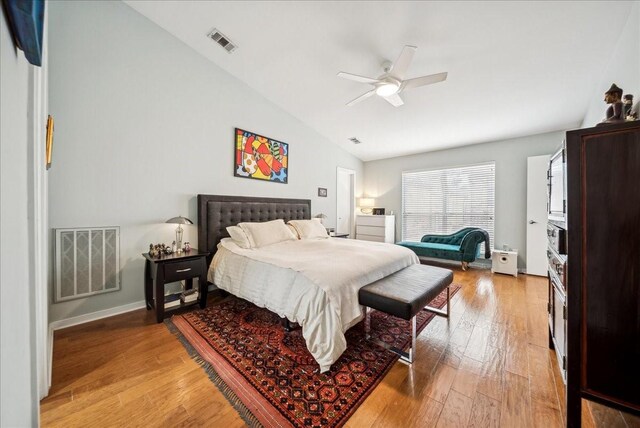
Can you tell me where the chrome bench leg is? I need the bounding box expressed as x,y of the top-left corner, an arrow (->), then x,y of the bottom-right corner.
364,306 -> 371,339
362,307 -> 416,365
400,315 -> 416,364
424,285 -> 450,318
390,315 -> 416,365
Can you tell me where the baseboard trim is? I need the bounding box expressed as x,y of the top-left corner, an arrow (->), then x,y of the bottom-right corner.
418,256 -> 492,270
49,300 -> 146,331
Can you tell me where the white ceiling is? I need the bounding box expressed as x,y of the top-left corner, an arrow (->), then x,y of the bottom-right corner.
125,1 -> 633,161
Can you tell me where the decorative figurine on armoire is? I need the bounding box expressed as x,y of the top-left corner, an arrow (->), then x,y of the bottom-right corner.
601,83 -> 625,124
623,94 -> 638,121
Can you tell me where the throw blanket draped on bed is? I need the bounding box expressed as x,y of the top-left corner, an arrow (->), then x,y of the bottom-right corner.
209,238 -> 419,372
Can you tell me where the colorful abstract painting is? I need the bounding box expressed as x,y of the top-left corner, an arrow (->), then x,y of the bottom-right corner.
234,128 -> 288,183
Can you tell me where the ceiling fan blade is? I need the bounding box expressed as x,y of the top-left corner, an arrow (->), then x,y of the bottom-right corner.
402,72 -> 448,90
389,45 -> 417,80
383,93 -> 404,107
337,72 -> 380,85
346,89 -> 376,107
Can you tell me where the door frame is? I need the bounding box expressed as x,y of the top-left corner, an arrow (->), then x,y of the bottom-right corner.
336,167 -> 356,237
26,7 -> 50,401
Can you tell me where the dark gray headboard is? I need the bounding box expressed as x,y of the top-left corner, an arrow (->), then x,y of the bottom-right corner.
197,194 -> 311,261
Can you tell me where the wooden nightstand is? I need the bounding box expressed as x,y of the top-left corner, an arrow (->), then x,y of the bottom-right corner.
331,233 -> 350,238
143,249 -> 209,323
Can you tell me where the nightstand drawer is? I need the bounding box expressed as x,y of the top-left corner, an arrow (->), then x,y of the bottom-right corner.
357,234 -> 385,242
356,215 -> 386,227
163,259 -> 202,282
356,225 -> 384,236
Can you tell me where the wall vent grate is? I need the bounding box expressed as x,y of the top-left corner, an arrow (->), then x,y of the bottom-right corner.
54,226 -> 120,302
349,137 -> 362,144
207,28 -> 237,53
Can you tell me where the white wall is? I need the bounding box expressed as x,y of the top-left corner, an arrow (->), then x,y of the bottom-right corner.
48,1 -> 363,322
1,11 -> 38,428
363,131 -> 565,268
582,2 -> 640,127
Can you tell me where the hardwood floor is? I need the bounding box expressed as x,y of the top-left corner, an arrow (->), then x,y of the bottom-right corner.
41,268 -> 638,427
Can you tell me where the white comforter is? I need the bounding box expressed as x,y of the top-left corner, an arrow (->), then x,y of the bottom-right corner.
209,237 -> 419,372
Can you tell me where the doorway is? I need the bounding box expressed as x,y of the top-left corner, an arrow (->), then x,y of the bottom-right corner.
526,155 -> 550,276
336,168 -> 355,237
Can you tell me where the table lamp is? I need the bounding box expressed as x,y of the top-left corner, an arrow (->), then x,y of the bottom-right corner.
358,198 -> 375,214
166,216 -> 193,253
314,213 -> 328,225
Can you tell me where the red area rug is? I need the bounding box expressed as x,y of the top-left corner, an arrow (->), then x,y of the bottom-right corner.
167,285 -> 460,428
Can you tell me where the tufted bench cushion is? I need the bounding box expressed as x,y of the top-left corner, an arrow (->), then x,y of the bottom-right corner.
358,263 -> 453,363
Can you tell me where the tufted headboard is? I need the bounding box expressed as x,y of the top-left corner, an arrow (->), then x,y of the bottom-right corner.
197,194 -> 311,262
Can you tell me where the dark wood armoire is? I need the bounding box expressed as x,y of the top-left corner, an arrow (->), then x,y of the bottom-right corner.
566,121 -> 640,426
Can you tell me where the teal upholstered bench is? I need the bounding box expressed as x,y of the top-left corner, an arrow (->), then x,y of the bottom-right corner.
397,227 -> 491,270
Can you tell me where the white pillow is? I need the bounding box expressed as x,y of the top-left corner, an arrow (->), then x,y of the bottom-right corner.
238,219 -> 297,248
226,225 -> 252,249
288,219 -> 329,239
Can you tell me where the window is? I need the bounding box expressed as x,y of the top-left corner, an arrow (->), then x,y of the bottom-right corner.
402,162 -> 495,247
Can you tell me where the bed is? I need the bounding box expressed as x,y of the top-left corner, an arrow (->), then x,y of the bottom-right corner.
197,194 -> 419,372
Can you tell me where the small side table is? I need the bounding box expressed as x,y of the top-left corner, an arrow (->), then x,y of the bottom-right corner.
331,233 -> 350,238
143,249 -> 209,323
491,250 -> 518,277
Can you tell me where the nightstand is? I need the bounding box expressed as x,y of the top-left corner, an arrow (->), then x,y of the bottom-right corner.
331,233 -> 350,238
143,249 -> 209,323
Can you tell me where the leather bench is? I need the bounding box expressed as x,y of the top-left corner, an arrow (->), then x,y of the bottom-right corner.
358,263 -> 453,364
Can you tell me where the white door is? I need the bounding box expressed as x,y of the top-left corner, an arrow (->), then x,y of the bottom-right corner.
336,168 -> 355,235
526,155 -> 550,276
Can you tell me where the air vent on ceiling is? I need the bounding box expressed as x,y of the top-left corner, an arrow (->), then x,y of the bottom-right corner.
207,28 -> 237,53
349,137 -> 362,145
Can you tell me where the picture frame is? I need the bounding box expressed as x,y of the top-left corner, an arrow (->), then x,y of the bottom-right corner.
372,208 -> 385,215
318,187 -> 327,197
234,128 -> 288,183
46,115 -> 54,169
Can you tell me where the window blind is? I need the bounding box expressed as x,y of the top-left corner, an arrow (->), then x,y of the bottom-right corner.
402,163 -> 495,248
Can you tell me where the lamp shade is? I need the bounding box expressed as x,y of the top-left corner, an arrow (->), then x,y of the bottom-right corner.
358,198 -> 375,208
165,216 -> 193,225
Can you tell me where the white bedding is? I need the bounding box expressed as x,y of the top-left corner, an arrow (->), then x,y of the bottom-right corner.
209,237 -> 419,372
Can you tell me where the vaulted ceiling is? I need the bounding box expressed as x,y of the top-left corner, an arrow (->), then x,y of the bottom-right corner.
125,1 -> 633,161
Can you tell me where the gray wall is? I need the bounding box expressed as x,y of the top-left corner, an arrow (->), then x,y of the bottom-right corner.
1,11 -> 38,428
48,1 -> 363,322
363,131 -> 565,268
582,2 -> 639,127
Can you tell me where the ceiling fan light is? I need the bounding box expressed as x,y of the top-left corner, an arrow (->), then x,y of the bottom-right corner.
376,83 -> 399,97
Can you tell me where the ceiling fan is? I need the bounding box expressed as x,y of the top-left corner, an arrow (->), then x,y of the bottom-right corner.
337,45 -> 447,107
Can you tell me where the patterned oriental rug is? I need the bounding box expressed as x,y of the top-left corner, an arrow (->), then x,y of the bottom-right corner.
167,285 -> 460,428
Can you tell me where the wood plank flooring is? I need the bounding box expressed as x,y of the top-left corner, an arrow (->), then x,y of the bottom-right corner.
41,268 -> 637,427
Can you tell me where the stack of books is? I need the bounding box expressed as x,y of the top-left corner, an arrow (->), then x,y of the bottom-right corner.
163,288 -> 199,309
181,288 -> 198,304
164,293 -> 182,309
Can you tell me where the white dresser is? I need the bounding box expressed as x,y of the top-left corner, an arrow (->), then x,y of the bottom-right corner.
355,215 -> 395,243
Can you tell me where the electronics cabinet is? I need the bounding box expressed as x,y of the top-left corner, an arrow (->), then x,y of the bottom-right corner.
547,144 -> 568,385
565,121 -> 640,427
